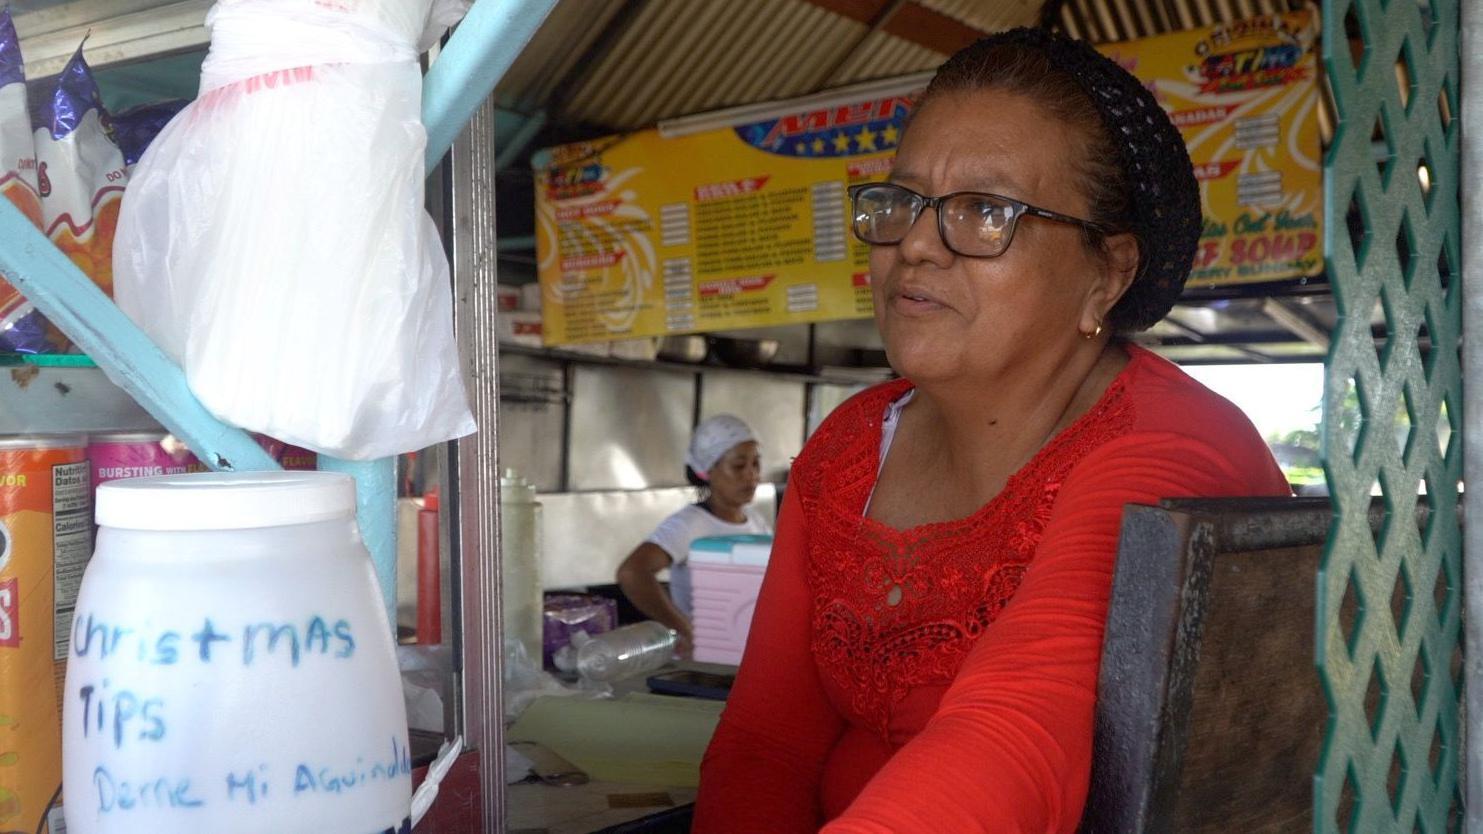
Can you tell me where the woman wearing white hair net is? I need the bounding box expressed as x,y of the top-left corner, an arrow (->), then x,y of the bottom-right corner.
617,414 -> 773,657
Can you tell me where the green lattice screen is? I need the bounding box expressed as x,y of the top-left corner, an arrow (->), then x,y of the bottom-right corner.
1317,0 -> 1462,831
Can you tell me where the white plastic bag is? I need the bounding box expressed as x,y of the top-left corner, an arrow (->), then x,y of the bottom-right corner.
114,0 -> 475,459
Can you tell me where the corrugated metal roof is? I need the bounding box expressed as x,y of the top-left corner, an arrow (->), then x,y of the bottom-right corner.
919,0 -> 1043,33
492,0 -> 1021,131
492,0 -> 630,114
543,0 -> 870,130
1058,0 -> 1307,43
826,30 -> 945,87
661,0 -> 849,119
493,0 -> 1315,134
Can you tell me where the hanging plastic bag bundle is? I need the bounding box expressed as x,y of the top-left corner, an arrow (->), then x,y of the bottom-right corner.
114,0 -> 475,459
0,9 -> 50,353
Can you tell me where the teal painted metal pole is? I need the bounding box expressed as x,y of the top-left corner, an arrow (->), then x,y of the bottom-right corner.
494,109 -> 548,172
421,0 -> 559,171
0,200 -> 278,472
319,455 -> 399,633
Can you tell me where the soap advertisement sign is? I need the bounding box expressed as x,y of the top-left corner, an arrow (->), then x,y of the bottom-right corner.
1096,9 -> 1324,287
533,11 -> 1323,347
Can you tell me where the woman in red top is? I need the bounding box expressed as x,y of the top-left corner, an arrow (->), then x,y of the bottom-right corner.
694,28 -> 1290,833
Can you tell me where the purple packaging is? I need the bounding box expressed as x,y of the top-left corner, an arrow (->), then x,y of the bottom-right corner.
28,40 -> 126,352
542,593 -> 617,670
113,98 -> 188,169
0,7 -> 51,355
87,431 -> 201,489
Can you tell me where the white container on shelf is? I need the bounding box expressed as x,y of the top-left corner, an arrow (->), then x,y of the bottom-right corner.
497,310 -> 545,348
689,534 -> 773,665
518,281 -> 543,312
500,468 -> 544,664
608,338 -> 662,361
496,283 -> 521,312
64,472 -> 410,834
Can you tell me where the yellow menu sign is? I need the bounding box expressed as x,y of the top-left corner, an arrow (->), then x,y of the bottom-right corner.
534,80 -> 922,345
534,12 -> 1323,346
1097,10 -> 1324,287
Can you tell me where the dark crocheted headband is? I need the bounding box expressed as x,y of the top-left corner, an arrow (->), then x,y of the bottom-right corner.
930,27 -> 1201,332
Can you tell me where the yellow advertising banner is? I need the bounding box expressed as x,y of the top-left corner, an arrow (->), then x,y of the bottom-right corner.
534,11 -> 1323,346
1096,9 -> 1324,287
534,80 -> 921,345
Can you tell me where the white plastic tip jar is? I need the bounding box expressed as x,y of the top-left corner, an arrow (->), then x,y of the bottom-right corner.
64,471 -> 411,834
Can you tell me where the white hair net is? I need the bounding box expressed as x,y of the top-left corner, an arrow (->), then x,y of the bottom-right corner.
685,414 -> 758,479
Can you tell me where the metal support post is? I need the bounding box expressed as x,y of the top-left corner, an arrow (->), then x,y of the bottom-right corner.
449,94 -> 505,830
494,109 -> 548,172
1458,1 -> 1482,827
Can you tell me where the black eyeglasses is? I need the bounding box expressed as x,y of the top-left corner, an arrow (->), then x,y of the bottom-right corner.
848,182 -> 1113,258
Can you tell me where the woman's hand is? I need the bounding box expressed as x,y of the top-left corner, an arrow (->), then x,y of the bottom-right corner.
675,625 -> 696,660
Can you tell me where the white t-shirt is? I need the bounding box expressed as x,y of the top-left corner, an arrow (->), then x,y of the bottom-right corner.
645,503 -> 773,618
865,388 -> 916,514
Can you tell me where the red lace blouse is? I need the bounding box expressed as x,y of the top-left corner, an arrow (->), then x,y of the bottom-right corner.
693,346 -> 1290,833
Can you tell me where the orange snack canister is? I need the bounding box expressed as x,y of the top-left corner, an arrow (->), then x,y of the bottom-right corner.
0,437 -> 90,834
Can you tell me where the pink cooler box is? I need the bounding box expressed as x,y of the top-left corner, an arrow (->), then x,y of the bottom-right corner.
689,534 -> 773,665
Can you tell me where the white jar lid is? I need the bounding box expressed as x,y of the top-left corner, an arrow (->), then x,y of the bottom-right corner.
97,471 -> 357,531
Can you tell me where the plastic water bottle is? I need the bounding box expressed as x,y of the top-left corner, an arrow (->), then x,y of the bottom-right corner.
500,469 -> 544,664
575,621 -> 677,682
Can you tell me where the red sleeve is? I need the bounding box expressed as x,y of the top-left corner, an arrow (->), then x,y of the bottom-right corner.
821,432 -> 1289,834
693,484 -> 845,833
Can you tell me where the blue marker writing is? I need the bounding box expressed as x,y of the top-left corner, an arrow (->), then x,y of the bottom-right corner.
191,619 -> 230,662
94,766 -> 203,812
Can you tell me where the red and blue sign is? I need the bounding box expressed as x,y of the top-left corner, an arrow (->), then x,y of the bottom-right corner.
733,94 -> 913,158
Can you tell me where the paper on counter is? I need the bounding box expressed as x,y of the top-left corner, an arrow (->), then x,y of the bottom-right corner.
507,693 -> 724,787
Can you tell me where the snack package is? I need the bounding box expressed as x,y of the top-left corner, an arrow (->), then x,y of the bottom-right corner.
0,8 -> 51,354
87,432 -> 203,490
542,594 -> 617,671
115,0 -> 476,459
0,438 -> 90,834
31,42 -> 126,309
113,98 -> 189,173
252,433 -> 318,470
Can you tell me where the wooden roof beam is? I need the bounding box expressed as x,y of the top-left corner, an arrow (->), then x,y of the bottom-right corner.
800,0 -> 990,55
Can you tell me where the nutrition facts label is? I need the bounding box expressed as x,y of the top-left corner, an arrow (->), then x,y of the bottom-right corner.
52,460 -> 91,661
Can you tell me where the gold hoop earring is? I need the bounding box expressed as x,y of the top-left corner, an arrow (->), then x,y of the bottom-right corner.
1082,322 -> 1103,340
